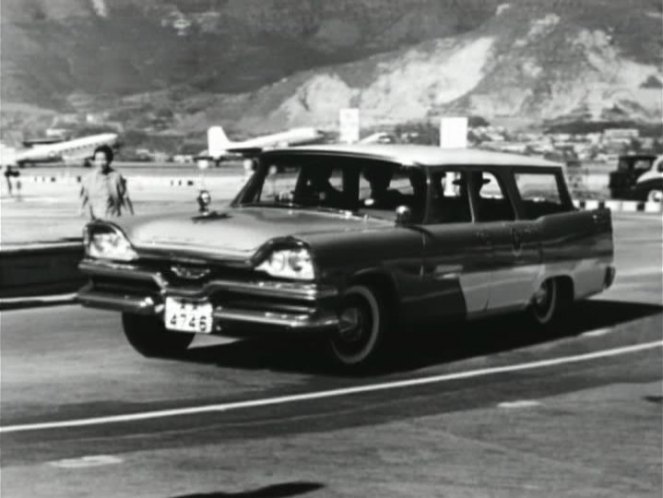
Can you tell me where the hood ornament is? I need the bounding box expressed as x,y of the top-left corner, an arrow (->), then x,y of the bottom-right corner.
197,189 -> 212,215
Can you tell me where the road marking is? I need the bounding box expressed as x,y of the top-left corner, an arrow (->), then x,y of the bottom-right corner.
498,400 -> 542,409
1,340 -> 661,434
582,328 -> 612,337
48,455 -> 123,468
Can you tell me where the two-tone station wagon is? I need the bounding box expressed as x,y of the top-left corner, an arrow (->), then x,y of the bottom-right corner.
78,144 -> 615,369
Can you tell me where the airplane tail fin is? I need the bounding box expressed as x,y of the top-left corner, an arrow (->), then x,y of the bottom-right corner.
208,126 -> 232,158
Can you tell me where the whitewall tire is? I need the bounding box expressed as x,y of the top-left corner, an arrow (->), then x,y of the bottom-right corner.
328,285 -> 387,369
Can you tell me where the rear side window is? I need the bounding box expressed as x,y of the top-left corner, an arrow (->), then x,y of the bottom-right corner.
514,172 -> 570,219
473,171 -> 515,222
428,171 -> 472,224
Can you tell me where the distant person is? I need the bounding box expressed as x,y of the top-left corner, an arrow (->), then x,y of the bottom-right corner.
80,145 -> 134,220
3,165 -> 22,200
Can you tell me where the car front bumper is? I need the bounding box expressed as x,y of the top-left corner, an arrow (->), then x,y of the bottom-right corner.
77,259 -> 340,334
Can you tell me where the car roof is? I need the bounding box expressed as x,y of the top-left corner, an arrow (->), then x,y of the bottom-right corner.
262,144 -> 563,168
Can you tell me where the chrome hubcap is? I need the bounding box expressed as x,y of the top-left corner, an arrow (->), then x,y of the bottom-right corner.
532,280 -> 555,321
339,307 -> 361,339
533,284 -> 549,307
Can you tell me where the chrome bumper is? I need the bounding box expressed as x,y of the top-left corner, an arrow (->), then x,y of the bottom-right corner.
77,259 -> 340,332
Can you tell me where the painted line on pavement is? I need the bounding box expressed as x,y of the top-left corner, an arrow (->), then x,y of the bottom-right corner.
48,455 -> 123,469
498,400 -> 542,409
581,328 -> 613,337
1,340 -> 661,435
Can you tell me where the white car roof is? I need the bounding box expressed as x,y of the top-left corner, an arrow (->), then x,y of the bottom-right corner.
265,144 -> 563,168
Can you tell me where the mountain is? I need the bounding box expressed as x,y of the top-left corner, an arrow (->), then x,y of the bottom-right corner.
1,0 -> 661,134
1,0 -> 500,106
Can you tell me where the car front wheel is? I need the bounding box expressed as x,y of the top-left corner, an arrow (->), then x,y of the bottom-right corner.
122,313 -> 194,358
327,285 -> 389,369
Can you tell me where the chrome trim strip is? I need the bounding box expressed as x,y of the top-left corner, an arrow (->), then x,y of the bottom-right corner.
79,260 -> 168,287
212,308 -> 338,330
79,259 -> 337,301
77,287 -> 337,331
77,287 -> 157,315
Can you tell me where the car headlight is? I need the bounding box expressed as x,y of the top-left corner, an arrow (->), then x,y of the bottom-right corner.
256,247 -> 315,280
84,225 -> 137,261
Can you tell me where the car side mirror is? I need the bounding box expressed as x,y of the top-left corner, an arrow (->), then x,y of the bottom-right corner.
395,205 -> 412,225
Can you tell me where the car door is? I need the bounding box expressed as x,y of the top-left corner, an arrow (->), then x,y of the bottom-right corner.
469,169 -> 542,312
515,168 -> 613,300
417,170 -> 493,321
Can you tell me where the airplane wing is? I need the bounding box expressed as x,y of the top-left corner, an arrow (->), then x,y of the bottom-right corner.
223,146 -> 264,156
22,137 -> 67,148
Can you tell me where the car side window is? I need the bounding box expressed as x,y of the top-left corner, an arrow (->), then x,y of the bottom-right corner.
514,171 -> 570,219
427,171 -> 472,224
472,171 -> 515,222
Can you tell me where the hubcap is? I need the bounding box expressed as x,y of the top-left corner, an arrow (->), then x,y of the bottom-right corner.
338,307 -> 362,339
532,280 -> 554,321
533,283 -> 549,307
333,297 -> 374,358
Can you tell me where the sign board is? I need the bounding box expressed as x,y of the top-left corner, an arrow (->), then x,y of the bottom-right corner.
439,117 -> 468,149
339,108 -> 360,144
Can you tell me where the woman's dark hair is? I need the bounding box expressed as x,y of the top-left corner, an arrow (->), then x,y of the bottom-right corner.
93,144 -> 114,163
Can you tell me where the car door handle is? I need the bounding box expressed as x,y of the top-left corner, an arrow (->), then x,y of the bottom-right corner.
476,231 -> 490,244
512,228 -> 523,250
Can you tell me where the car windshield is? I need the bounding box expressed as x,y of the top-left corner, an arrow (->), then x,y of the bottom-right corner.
618,157 -> 655,172
237,156 -> 427,221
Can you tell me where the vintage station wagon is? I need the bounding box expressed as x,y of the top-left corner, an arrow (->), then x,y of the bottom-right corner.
78,145 -> 615,368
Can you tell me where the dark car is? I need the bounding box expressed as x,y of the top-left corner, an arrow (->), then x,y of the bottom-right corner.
78,145 -> 615,369
608,154 -> 661,201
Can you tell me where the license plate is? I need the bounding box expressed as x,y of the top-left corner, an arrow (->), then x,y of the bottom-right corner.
165,297 -> 213,334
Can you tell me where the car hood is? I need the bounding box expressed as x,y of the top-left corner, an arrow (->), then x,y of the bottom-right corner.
116,206 -> 392,260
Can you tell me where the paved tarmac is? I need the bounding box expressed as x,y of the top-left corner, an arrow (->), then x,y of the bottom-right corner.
0,214 -> 661,497
0,167 -> 247,245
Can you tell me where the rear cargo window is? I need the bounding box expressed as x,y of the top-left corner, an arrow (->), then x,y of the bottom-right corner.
514,172 -> 570,219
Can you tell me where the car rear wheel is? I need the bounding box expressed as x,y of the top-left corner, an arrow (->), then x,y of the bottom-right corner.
327,285 -> 389,369
646,189 -> 663,203
122,313 -> 194,358
529,279 -> 560,326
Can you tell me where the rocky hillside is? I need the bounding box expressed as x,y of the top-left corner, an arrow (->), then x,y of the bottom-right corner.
1,0 -> 661,133
1,0 -> 500,105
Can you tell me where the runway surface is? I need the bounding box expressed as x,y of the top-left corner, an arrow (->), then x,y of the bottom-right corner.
1,214 -> 661,497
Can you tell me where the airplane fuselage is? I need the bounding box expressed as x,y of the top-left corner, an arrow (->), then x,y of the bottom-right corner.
14,133 -> 119,166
